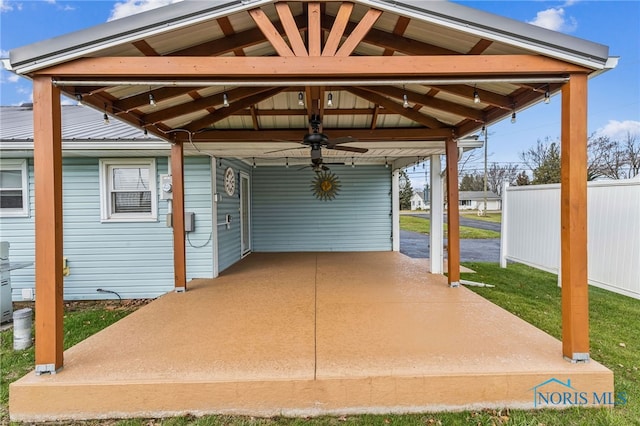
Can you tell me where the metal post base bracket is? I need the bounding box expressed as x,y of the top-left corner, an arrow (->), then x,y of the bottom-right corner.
565,353 -> 590,363
175,287 -> 186,293
35,364 -> 61,375
449,281 -> 460,288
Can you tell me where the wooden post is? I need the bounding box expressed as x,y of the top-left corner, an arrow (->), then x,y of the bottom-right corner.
445,137 -> 460,287
33,76 -> 64,374
171,142 -> 187,291
560,73 -> 590,362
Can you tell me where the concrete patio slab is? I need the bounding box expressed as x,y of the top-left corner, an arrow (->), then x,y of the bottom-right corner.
9,252 -> 613,421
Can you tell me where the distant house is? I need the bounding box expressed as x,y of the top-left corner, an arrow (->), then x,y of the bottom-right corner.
458,191 -> 501,211
410,193 -> 427,210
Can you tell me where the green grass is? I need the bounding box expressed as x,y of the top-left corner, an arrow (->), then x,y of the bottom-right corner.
400,215 -> 500,239
0,301 -> 142,422
2,265 -> 638,425
461,211 -> 502,223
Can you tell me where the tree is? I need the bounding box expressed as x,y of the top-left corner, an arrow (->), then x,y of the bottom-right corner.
515,171 -> 531,186
398,169 -> 414,210
459,173 -> 484,191
487,162 -> 520,196
519,138 -> 561,184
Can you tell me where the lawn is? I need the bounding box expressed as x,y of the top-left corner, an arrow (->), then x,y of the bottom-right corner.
460,211 -> 502,224
400,215 -> 500,239
2,264 -> 638,425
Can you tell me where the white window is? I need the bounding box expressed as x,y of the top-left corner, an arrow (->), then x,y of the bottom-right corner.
0,159 -> 29,217
99,159 -> 157,222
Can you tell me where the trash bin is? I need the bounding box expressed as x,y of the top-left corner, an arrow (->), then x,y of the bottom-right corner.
13,308 -> 33,350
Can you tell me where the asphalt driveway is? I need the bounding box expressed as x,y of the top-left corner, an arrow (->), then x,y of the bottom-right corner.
400,214 -> 501,262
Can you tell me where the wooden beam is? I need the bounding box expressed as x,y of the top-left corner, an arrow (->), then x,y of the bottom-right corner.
429,84 -> 514,110
308,2 -> 322,56
335,9 -> 382,57
41,55 -> 589,77
365,85 -> 485,122
348,86 -> 447,128
276,2 -> 308,56
560,73 -> 589,361
185,87 -> 284,132
249,8 -> 295,57
445,136 -> 461,286
114,87 -> 204,113
142,86 -> 269,124
132,40 -> 159,56
467,39 -> 493,55
33,76 -> 64,374
217,16 -> 246,56
383,15 -> 410,56
186,127 -> 454,142
171,142 -> 187,291
322,2 -> 353,57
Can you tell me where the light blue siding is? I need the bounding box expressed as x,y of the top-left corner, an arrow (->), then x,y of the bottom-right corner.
216,158 -> 252,272
1,156 -> 214,301
252,166 -> 392,252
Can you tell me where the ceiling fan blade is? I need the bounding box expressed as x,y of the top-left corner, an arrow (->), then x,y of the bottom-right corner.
330,145 -> 368,154
265,145 -> 306,154
327,136 -> 357,145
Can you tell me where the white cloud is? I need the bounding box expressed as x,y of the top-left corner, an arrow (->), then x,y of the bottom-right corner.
7,74 -> 20,83
108,0 -> 183,22
0,0 -> 13,12
0,49 -> 9,57
528,7 -> 578,33
595,120 -> 640,140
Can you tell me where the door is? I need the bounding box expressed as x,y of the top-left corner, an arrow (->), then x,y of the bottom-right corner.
240,172 -> 251,256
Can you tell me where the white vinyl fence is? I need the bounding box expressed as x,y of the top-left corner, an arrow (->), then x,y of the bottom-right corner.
501,178 -> 640,299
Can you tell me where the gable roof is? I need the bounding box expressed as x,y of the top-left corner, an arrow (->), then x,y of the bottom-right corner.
3,0 -> 615,167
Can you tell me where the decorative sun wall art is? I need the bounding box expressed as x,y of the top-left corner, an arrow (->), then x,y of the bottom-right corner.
311,171 -> 341,201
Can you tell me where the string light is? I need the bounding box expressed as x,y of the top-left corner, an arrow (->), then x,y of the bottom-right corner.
544,86 -> 551,104
223,92 -> 229,108
403,93 -> 409,108
285,157 -> 289,168
511,110 -> 517,124
384,157 -> 389,168
351,157 -> 355,168
473,86 -> 481,104
103,104 -> 110,125
143,128 -> 148,137
148,93 -> 156,107
298,92 -> 304,107
75,94 -> 84,106
252,157 -> 257,169
327,93 -> 333,108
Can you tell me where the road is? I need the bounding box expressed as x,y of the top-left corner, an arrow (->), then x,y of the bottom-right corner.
400,214 -> 501,262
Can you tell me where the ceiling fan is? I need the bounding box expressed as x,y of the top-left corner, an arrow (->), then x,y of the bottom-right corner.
299,115 -> 368,172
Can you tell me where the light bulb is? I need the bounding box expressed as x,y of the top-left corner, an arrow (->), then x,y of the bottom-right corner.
511,111 -> 517,124
544,90 -> 550,104
103,113 -> 110,125
473,89 -> 480,104
149,93 -> 156,107
298,92 -> 304,107
223,92 -> 229,107
403,94 -> 409,108
327,93 -> 333,108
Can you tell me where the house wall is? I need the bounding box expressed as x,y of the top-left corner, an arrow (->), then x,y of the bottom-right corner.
216,158 -> 252,272
1,156 -> 214,301
251,166 -> 392,252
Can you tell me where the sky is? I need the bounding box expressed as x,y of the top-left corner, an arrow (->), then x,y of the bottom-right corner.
1,0 -> 639,186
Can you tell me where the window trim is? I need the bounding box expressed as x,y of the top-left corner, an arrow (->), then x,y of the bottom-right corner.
0,159 -> 29,218
99,158 -> 158,222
